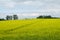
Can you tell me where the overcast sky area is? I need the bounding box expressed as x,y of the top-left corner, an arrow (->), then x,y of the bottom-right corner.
0,0 -> 60,19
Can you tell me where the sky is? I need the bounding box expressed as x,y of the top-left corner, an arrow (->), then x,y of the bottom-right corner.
0,0 -> 60,19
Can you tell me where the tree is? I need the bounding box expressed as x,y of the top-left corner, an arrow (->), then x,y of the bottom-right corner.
6,15 -> 12,20
0,18 -> 5,21
44,15 -> 52,18
13,15 -> 18,20
37,15 -> 43,19
37,15 -> 52,19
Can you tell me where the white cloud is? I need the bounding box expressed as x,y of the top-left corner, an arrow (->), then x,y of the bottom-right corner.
4,2 -> 16,8
23,1 -> 32,5
0,0 -> 60,9
22,1 -> 44,6
0,0 -> 16,8
0,0 -> 60,18
20,13 -> 40,17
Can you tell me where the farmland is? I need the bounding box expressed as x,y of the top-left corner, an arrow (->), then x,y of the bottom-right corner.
0,19 -> 60,40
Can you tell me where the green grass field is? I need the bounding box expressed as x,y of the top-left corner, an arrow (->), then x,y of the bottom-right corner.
0,19 -> 60,40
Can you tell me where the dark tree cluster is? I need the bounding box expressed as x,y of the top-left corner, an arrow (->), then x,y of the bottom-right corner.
6,16 -> 12,20
37,15 -> 52,19
0,15 -> 18,21
0,18 -> 5,21
6,15 -> 18,20
13,15 -> 18,20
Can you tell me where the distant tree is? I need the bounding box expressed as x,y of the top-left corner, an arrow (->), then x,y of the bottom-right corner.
37,15 -> 52,19
6,16 -> 9,20
13,15 -> 18,20
6,15 -> 12,20
0,18 -> 5,21
37,15 -> 43,19
44,15 -> 52,18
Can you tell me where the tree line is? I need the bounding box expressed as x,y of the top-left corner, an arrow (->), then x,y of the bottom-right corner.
0,15 -> 60,21
6,15 -> 18,20
0,15 -> 18,21
37,15 -> 59,19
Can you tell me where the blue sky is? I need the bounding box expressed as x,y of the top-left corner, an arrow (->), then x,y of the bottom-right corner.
0,0 -> 60,19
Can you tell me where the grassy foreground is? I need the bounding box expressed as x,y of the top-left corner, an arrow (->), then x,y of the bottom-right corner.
0,19 -> 60,40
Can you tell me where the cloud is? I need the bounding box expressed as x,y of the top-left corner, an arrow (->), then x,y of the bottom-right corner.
0,0 -> 15,8
4,2 -> 16,8
12,0 -> 60,12
0,0 -> 60,8
0,0 -> 60,18
22,13 -> 40,17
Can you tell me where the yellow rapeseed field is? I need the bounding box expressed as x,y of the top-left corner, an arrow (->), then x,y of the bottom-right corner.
0,19 -> 60,40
